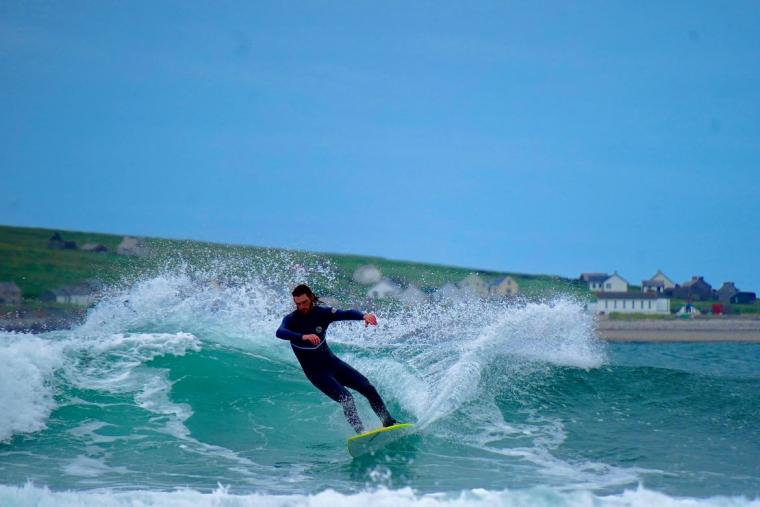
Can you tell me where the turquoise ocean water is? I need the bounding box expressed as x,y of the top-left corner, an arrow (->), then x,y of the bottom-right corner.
1,260 -> 759,506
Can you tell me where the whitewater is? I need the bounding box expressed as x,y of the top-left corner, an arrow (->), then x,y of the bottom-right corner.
1,255 -> 759,506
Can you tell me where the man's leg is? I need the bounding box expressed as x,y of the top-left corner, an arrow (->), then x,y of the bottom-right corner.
332,357 -> 397,427
304,369 -> 365,433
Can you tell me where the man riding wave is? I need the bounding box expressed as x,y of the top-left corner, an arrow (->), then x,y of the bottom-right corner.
276,284 -> 397,433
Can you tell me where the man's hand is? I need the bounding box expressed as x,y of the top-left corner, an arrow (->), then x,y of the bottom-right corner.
363,313 -> 378,327
302,334 -> 321,345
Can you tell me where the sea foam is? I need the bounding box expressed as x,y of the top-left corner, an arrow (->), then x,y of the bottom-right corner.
0,329 -> 200,443
0,333 -> 65,442
0,484 -> 758,507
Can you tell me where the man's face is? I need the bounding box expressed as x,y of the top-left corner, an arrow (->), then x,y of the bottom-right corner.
293,294 -> 314,314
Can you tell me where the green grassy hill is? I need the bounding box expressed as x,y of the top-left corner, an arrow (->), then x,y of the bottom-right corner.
0,224 -> 587,305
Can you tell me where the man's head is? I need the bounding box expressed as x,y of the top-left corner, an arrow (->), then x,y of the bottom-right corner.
292,284 -> 318,314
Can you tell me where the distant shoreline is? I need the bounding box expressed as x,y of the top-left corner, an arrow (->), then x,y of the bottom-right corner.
0,307 -> 86,333
596,316 -> 760,343
4,305 -> 760,343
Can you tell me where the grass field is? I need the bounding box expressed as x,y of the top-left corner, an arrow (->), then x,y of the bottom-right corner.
4,224 -> 756,319
0,225 -> 142,299
0,224 -> 585,304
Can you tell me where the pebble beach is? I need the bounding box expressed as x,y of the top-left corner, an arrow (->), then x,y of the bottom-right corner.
597,316 -> 760,342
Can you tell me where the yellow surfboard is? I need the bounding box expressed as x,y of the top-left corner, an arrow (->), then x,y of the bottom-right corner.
347,423 -> 414,457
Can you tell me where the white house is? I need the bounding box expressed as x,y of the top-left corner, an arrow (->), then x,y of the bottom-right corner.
117,236 -> 148,257
580,273 -> 609,292
352,265 -> 382,285
594,292 -> 670,314
397,284 -> 427,305
40,280 -> 103,306
367,278 -> 401,299
601,273 -> 628,292
581,272 -> 629,292
435,283 -> 466,301
642,269 -> 676,293
490,276 -> 519,297
641,279 -> 665,293
458,273 -> 490,298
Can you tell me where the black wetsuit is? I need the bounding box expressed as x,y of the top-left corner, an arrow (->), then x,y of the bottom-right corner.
275,305 -> 395,433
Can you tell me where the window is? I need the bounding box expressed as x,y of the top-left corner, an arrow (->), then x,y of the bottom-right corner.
648,301 -> 652,309
623,300 -> 626,309
606,283 -> 611,289
605,300 -> 608,309
614,300 -> 617,309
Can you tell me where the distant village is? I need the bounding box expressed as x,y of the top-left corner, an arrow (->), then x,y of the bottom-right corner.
353,266 -> 758,316
0,232 -> 757,321
0,232 -> 148,307
581,270 -> 757,316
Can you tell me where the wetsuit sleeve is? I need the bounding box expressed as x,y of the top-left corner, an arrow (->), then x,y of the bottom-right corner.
328,308 -> 365,322
275,316 -> 302,342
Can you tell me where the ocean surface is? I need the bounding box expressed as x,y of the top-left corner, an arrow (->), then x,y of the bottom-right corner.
2,260 -> 759,506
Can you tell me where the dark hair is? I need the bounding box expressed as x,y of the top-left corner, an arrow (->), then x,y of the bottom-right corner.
292,284 -> 320,303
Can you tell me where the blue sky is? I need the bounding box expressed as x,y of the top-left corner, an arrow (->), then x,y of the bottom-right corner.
1,1 -> 759,290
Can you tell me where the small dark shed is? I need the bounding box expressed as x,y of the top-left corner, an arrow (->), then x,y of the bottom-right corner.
48,232 -> 77,250
81,243 -> 108,253
730,292 -> 757,305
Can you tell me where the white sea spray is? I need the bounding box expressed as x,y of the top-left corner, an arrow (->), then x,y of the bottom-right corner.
0,333 -> 65,442
0,484 -> 758,507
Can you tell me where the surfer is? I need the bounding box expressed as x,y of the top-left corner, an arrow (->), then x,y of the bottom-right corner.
276,284 -> 397,433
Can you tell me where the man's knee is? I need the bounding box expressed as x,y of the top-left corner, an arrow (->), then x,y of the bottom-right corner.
341,368 -> 373,393
355,380 -> 378,398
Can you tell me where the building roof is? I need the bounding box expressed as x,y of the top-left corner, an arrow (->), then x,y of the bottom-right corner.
81,243 -> 108,251
596,292 -> 661,300
606,272 -> 629,284
651,269 -> 675,282
682,276 -> 711,288
369,278 -> 401,289
580,273 -> 609,282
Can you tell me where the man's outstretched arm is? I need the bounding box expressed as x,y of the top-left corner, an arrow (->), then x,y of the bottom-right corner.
329,308 -> 378,327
